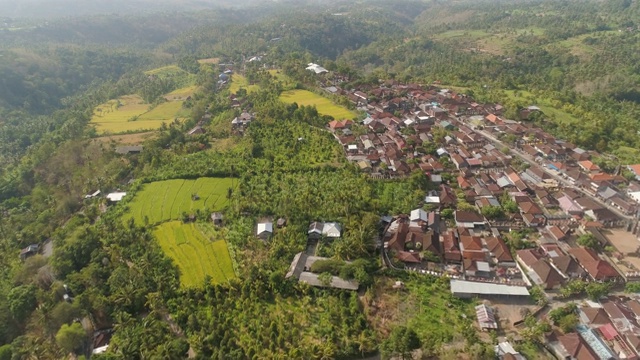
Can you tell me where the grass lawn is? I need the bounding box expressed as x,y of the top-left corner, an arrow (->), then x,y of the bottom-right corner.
144,65 -> 188,77
90,95 -> 188,134
125,178 -> 235,225
153,221 -> 236,287
229,73 -> 261,94
280,89 -> 357,120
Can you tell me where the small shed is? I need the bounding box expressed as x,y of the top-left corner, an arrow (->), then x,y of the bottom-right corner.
20,244 -> 39,260
106,192 -> 127,203
475,304 -> 498,330
211,212 -> 224,226
257,222 -> 273,240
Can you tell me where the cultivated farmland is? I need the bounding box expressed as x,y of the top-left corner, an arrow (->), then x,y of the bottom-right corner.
125,178 -> 234,225
229,73 -> 261,94
153,221 -> 236,287
280,90 -> 357,120
90,94 -> 189,134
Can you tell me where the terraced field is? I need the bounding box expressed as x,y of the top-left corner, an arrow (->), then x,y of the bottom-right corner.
125,178 -> 234,225
154,221 -> 236,287
280,89 -> 357,120
90,95 -> 188,134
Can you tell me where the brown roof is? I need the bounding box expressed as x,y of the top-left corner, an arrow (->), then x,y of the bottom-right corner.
569,247 -> 620,280
580,307 -> 610,326
551,255 -> 582,276
455,210 -> 484,223
396,251 -> 421,263
531,259 -> 564,289
519,202 -> 543,215
442,232 -> 462,262
516,249 -> 544,268
558,332 -> 598,360
627,299 -> 640,317
485,236 -> 513,262
548,226 -> 566,241
460,235 -> 483,251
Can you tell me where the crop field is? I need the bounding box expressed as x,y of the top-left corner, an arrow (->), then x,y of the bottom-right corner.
144,65 -> 187,77
154,221 -> 236,287
229,73 -> 261,94
125,178 -> 234,225
94,131 -> 156,145
164,85 -> 198,100
280,90 -> 357,120
90,94 -> 188,134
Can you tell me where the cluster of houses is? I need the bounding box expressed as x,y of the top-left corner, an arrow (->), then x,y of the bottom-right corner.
548,296 -> 640,359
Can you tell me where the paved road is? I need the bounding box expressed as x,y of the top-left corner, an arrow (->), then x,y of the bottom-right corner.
472,126 -> 634,222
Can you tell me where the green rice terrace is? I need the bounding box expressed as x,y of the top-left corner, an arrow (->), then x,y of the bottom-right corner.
124,177 -> 234,225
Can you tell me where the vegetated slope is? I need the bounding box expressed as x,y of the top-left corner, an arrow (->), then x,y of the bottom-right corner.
153,221 -> 236,287
124,178 -> 234,225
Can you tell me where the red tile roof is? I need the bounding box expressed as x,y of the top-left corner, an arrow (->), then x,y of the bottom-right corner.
569,247 -> 620,280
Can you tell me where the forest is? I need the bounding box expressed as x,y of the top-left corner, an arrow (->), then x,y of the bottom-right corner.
1,0 -> 639,359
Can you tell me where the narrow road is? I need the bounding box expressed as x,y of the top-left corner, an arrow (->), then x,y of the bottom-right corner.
472,125 -> 634,222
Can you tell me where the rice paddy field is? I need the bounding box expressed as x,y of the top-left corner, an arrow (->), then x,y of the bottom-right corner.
153,221 -> 236,287
124,178 -> 234,225
279,89 -> 357,120
229,73 -> 261,94
90,94 -> 189,134
164,85 -> 198,101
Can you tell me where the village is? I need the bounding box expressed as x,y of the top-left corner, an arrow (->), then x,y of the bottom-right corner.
295,67 -> 640,359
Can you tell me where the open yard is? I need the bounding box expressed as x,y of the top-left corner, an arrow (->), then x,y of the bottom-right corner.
503,89 -> 579,124
153,221 -> 236,287
280,89 -> 357,120
124,178 -> 234,225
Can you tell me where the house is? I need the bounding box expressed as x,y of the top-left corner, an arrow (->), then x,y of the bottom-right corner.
306,63 -> 328,74
553,332 -> 599,360
578,160 -> 601,173
442,231 -> 462,263
386,222 -> 442,262
485,236 -> 514,264
548,226 -> 567,242
115,146 -> 143,155
476,304 -> 498,330
585,208 -> 620,226
410,208 -> 428,223
568,247 -> 621,282
551,255 -> 585,279
579,306 -> 610,326
627,164 -> 640,181
455,211 -> 485,229
256,221 -> 273,240
106,192 -> 126,202
20,244 -> 39,260
308,222 -> 342,239
187,125 -> 205,135
495,342 -> 525,360
286,252 -> 359,290
210,212 -> 224,226
530,259 -> 565,289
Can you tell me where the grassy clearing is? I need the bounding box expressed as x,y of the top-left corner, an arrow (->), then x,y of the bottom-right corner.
280,89 -> 357,120
229,73 -> 261,94
364,276 -> 476,353
503,89 -> 579,124
125,178 -> 234,225
154,221 -> 236,287
548,30 -> 619,57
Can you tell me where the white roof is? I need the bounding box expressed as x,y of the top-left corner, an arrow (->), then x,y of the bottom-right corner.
322,222 -> 342,237
436,148 -> 448,156
305,63 -> 328,74
425,196 -> 440,204
450,280 -> 530,296
92,345 -> 109,354
347,144 -> 358,150
106,192 -> 126,202
476,261 -> 491,272
410,208 -> 428,222
257,222 -> 273,235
